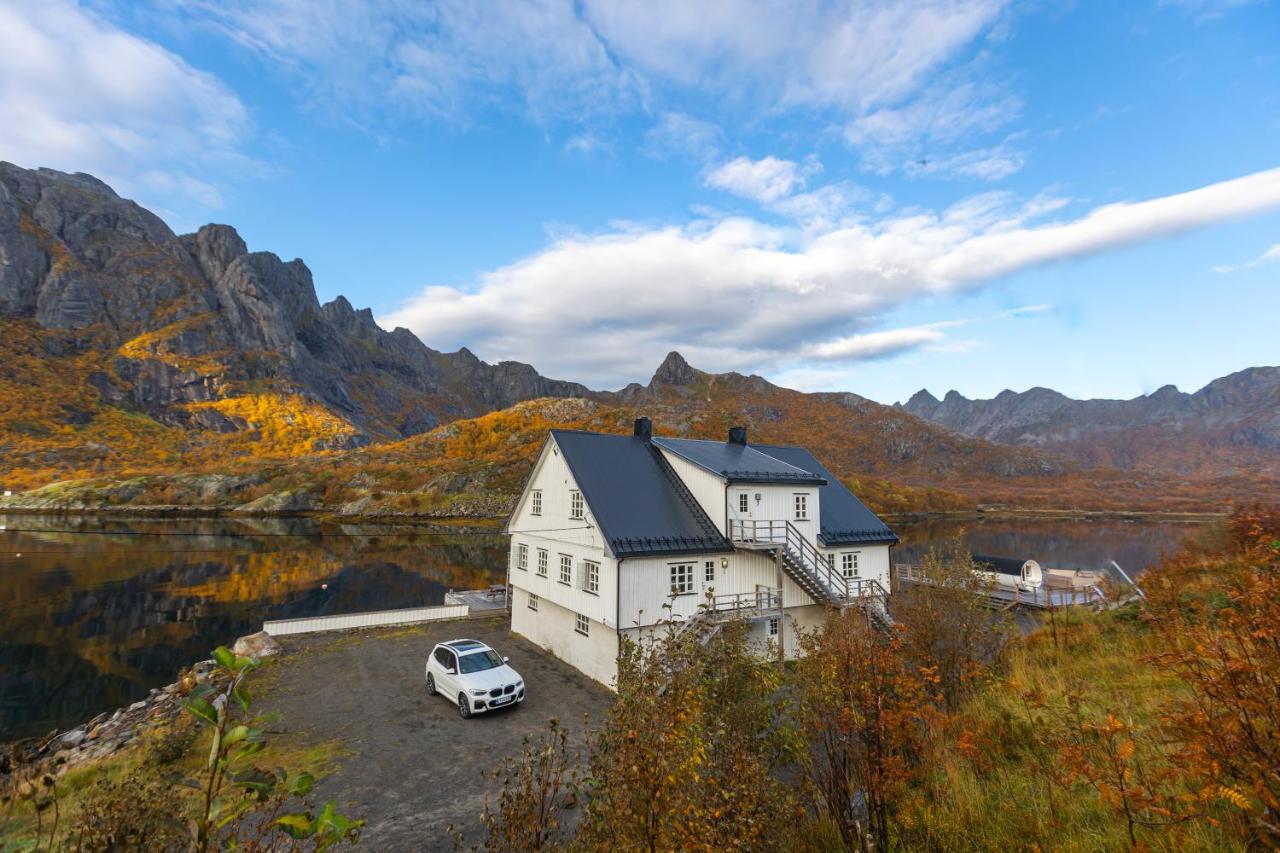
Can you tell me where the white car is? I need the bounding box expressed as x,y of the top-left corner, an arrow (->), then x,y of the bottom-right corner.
425,639 -> 526,719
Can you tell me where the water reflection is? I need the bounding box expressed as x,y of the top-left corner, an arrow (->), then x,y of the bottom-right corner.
0,513 -> 1207,740
0,515 -> 505,740
893,515 -> 1202,575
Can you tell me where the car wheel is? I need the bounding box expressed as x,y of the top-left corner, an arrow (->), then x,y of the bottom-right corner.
457,694 -> 472,720
425,673 -> 436,696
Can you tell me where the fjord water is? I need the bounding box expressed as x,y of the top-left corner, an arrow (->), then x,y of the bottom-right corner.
0,513 -> 1201,740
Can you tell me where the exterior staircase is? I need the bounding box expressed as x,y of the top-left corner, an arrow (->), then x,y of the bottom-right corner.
729,519 -> 891,614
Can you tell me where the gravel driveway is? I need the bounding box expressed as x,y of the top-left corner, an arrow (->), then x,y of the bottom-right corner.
259,615 -> 611,851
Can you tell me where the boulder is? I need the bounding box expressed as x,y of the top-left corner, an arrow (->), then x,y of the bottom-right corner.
232,631 -> 282,659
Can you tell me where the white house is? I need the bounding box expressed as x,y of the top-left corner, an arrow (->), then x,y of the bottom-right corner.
504,417 -> 899,686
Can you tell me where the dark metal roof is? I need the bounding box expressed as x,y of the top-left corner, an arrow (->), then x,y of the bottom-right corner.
973,554 -> 1031,576
550,430 -> 732,558
753,444 -> 899,546
652,437 -> 827,485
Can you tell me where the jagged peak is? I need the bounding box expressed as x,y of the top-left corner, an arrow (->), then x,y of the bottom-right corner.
650,351 -> 699,386
904,388 -> 940,408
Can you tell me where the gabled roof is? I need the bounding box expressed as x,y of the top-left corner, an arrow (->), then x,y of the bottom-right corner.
550,430 -> 731,558
652,437 -> 827,485
754,444 -> 899,546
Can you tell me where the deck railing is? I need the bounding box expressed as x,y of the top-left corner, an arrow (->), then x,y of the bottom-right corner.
704,587 -> 783,619
729,520 -> 889,604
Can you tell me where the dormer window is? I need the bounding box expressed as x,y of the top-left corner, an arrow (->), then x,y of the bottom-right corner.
794,493 -> 808,520
531,490 -> 542,516
570,490 -> 584,520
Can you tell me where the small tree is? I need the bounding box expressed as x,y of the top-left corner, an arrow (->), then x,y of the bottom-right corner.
577,618 -> 797,851
792,608 -> 933,851
478,717 -> 580,852
892,540 -> 1012,711
1144,505 -> 1280,846
181,646 -> 363,851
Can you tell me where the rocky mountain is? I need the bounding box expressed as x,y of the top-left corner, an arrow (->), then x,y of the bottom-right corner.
899,368 -> 1280,477
0,162 -> 587,484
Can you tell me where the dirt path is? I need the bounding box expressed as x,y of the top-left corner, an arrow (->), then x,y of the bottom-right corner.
258,616 -> 610,851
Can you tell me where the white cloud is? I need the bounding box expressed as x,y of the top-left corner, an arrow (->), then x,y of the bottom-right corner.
0,0 -> 251,215
1212,242 -> 1280,273
643,112 -> 723,162
705,156 -> 814,203
166,0 -> 1011,168
382,167 -> 1280,388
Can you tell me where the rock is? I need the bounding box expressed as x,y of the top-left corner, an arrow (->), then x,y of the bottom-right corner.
232,631 -> 282,659
128,701 -> 146,712
57,728 -> 86,747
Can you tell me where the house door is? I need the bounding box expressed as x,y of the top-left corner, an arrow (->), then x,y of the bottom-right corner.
734,490 -> 755,539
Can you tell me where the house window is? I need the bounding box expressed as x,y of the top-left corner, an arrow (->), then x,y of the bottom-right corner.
767,617 -> 779,637
531,490 -> 542,516
536,549 -> 548,577
826,553 -> 835,570
516,543 -> 528,571
559,554 -> 573,585
583,560 -> 600,595
570,490 -> 584,519
704,560 -> 716,583
794,493 -> 808,520
670,563 -> 695,595
841,552 -> 860,579
528,592 -> 539,611
738,493 -> 749,513
575,613 -> 590,636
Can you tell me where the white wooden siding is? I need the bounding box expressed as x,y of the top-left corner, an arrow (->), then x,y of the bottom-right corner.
725,484 -> 822,549
818,544 -> 891,590
507,437 -> 608,554
512,588 -> 618,686
656,448 -> 728,533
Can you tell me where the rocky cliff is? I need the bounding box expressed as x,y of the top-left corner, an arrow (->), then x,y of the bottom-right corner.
0,162 -> 588,459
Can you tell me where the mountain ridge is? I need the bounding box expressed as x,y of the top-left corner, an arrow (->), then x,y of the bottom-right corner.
898,367 -> 1280,476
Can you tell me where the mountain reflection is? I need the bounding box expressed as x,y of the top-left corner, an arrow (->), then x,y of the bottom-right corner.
1,515 -> 505,740
1,513 -> 1200,740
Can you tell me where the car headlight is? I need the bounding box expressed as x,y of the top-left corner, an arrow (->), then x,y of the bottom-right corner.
469,688 -> 487,696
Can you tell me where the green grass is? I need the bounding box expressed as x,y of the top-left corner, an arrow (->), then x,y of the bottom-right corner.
898,609 -> 1247,851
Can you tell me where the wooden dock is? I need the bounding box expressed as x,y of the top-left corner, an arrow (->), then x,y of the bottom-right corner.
893,563 -> 1107,610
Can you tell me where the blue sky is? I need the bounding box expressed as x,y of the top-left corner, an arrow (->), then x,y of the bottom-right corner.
1,0 -> 1278,402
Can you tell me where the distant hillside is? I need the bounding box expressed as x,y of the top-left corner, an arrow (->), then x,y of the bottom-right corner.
899,368 -> 1280,478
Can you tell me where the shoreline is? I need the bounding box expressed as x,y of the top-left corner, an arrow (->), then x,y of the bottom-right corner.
0,503 -> 1227,526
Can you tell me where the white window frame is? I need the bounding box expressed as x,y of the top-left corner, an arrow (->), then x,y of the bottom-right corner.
530,490 -> 542,516
582,560 -> 599,595
841,551 -> 859,579
575,612 -> 590,636
516,543 -> 528,571
558,553 -> 573,585
669,562 -> 695,596
528,592 -> 539,611
704,560 -> 716,583
536,548 -> 548,577
738,492 -> 749,514
570,490 -> 584,520
794,493 -> 808,520
767,616 -> 779,637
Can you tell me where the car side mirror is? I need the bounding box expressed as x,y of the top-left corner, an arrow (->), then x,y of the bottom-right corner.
502,656 -> 509,663
445,667 -> 456,675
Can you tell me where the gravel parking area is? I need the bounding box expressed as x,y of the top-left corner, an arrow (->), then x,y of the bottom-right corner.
259,615 -> 611,851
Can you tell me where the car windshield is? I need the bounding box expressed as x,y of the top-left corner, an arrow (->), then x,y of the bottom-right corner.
458,650 -> 503,674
